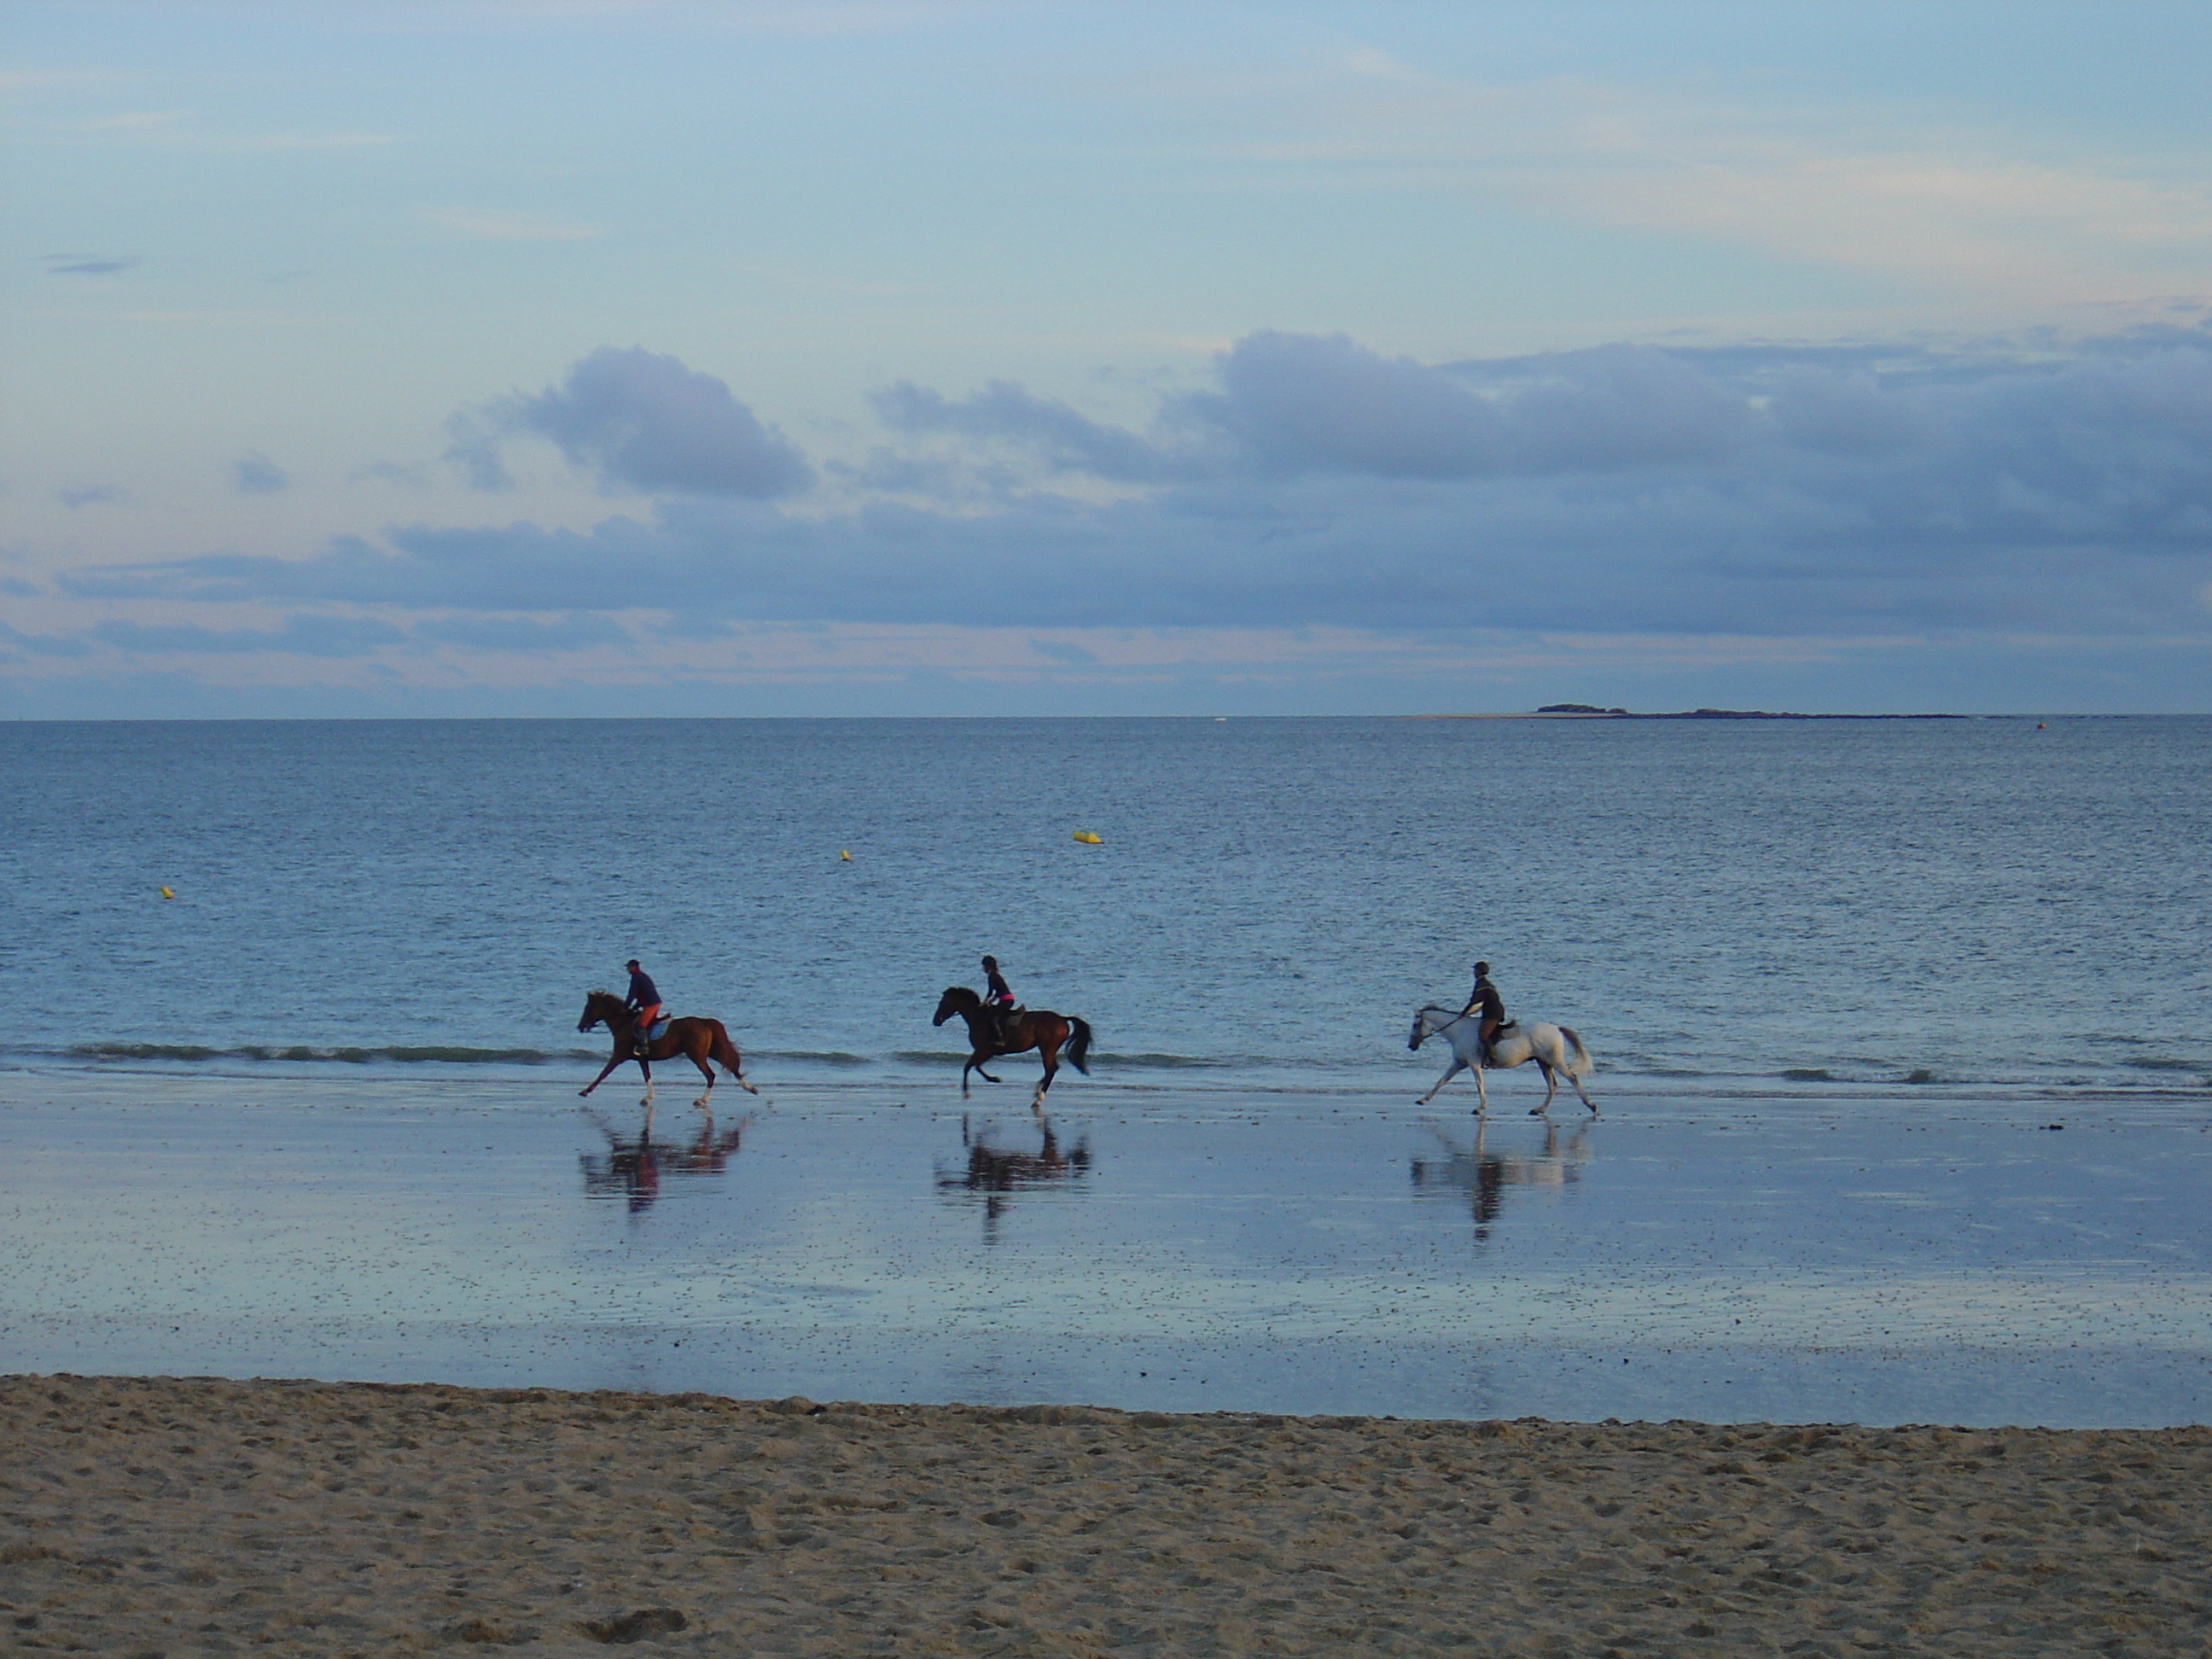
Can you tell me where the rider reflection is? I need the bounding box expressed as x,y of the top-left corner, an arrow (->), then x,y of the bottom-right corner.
934,1113 -> 1091,1243
579,1106 -> 750,1214
1409,1118 -> 1592,1244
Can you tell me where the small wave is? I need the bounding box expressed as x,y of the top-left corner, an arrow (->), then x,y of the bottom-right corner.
759,1050 -> 875,1068
890,1047 -> 1250,1070
2123,1056 -> 2204,1072
1097,1051 -> 1238,1070
66,1042 -> 580,1066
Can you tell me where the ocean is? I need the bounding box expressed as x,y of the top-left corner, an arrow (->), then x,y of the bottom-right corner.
3,715 -> 2206,1097
5,716 -> 2209,1422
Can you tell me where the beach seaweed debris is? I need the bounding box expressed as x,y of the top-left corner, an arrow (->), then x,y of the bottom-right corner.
579,1608 -> 689,1644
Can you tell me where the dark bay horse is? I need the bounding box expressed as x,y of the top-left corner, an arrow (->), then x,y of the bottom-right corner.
932,986 -> 1092,1109
577,989 -> 759,1107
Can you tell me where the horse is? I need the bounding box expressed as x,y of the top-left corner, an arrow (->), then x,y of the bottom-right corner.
1408,1004 -> 1598,1116
932,986 -> 1093,1109
576,989 -> 760,1108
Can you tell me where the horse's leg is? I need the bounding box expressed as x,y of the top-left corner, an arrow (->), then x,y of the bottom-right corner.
1417,1059 -> 1463,1106
1569,1069 -> 1600,1115
580,1051 -> 626,1097
1033,1038 -> 1059,1112
1473,1063 -> 1489,1117
719,1030 -> 761,1096
1534,1060 -> 1558,1116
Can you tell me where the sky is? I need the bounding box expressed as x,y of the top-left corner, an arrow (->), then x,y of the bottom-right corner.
4,0 -> 2211,716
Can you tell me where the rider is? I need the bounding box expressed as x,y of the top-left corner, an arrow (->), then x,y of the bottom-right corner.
624,959 -> 665,1051
1458,960 -> 1505,1056
981,954 -> 1017,1049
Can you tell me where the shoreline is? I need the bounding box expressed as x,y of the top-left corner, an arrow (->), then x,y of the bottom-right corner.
4,1372 -> 2203,1657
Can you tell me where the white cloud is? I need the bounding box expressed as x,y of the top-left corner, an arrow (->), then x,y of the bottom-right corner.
423,207 -> 607,242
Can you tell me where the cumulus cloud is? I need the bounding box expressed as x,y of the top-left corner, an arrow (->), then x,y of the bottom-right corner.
895,334 -> 1763,482
875,379 -> 1200,483
56,325 -> 2212,649
458,346 -> 814,498
233,453 -> 290,495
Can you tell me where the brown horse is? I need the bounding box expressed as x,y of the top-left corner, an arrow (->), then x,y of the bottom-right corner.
577,989 -> 759,1107
933,985 -> 1092,1108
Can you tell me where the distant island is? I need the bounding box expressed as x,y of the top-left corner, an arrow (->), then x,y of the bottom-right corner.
1532,705 -> 1966,720
1410,706 -> 1970,720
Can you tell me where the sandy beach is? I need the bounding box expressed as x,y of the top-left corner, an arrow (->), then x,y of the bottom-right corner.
3,1374 -> 2206,1658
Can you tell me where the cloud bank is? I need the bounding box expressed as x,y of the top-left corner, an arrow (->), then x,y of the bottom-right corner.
57,324 -> 2212,657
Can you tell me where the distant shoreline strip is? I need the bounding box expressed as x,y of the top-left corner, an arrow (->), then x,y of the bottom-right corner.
1409,706 -> 1973,720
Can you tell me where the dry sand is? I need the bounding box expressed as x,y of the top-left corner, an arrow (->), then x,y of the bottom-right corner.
2,1375 -> 2205,1658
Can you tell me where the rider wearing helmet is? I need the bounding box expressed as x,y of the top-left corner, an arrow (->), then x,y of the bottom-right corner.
1459,960 -> 1505,1056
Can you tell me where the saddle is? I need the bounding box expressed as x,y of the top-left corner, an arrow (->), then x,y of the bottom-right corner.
639,1017 -> 672,1045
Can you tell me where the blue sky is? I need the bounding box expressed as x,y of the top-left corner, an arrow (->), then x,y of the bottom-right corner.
5,1 -> 2211,715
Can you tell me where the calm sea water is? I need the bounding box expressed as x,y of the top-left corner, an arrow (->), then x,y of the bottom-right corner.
2,716 -> 2207,1097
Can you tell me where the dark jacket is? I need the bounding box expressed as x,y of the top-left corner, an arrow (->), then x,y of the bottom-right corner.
1461,976 -> 1503,1023
626,969 -> 661,1010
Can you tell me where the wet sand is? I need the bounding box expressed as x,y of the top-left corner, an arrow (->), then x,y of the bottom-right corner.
4,1373 -> 2206,1658
5,1075 -> 2210,1426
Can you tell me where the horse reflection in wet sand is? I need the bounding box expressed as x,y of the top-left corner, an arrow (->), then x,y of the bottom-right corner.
580,1105 -> 752,1214
936,1113 -> 1091,1239
1411,1117 -> 1593,1243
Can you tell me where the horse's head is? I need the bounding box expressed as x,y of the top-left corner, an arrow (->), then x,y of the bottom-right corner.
1409,1006 -> 1440,1051
579,989 -> 621,1033
933,985 -> 978,1027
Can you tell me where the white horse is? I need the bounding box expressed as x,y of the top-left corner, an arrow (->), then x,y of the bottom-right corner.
1408,1004 -> 1598,1116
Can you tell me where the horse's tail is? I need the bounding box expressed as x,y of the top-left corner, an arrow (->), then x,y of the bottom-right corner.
709,1021 -> 746,1078
1557,1025 -> 1594,1076
1064,1016 -> 1093,1075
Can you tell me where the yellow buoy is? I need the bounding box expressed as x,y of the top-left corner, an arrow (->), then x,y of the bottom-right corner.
1072,830 -> 1103,845
839,849 -> 852,861
160,886 -> 175,899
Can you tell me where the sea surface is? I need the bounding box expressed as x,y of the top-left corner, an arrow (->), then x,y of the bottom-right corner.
3,716 -> 2209,1424
2,715 -> 2208,1096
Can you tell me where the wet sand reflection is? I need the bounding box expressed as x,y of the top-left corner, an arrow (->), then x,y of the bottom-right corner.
579,1106 -> 751,1213
1410,1118 -> 1593,1243
935,1113 -> 1091,1241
